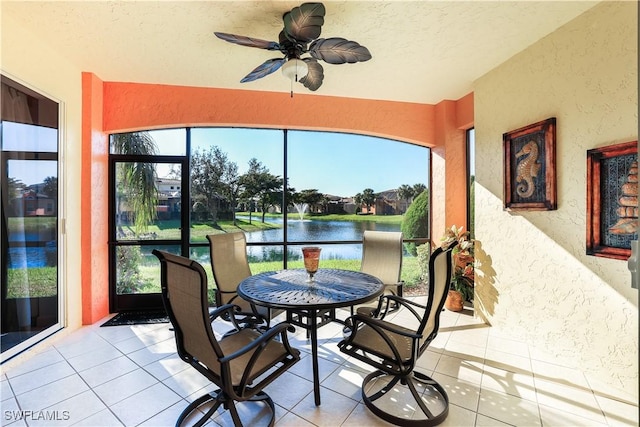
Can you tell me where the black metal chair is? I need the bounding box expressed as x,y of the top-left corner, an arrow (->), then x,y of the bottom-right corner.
152,249 -> 300,427
338,243 -> 454,426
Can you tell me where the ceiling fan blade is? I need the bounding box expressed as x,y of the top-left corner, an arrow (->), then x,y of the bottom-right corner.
299,58 -> 324,91
283,2 -> 325,44
308,37 -> 372,64
240,58 -> 286,83
214,32 -> 280,50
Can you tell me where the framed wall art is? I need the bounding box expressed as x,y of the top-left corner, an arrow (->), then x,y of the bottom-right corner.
586,140 -> 638,260
503,117 -> 557,210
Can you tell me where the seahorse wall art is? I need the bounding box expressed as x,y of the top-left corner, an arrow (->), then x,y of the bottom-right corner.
609,160 -> 638,235
515,140 -> 541,198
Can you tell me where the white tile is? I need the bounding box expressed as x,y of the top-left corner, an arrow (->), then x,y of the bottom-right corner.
291,386 -> 358,426
15,375 -> 89,412
595,394 -> 640,426
137,401 -> 187,427
320,364 -> 368,401
477,388 -> 541,426
92,368 -> 158,406
433,372 -> 481,412
530,358 -> 591,389
9,360 -> 75,395
481,363 -> 537,402
441,403 -> 478,426
486,335 -> 530,358
127,338 -> 177,366
534,378 -> 607,424
71,409 -> 124,426
54,331 -> 112,360
275,410 -> 317,426
77,355 -> 139,388
484,348 -> 533,375
143,353 -> 190,381
3,348 -> 65,378
474,413 -> 512,426
265,371 -> 313,410
66,345 -> 123,372
1,377 -> 15,401
447,323 -> 491,348
341,402 -> 391,426
444,338 -> 486,361
416,348 -> 442,373
29,390 -> 107,426
109,382 -> 182,426
211,399 -> 275,427
434,354 -> 483,385
162,366 -> 215,398
288,352 -> 340,385
539,403 -> 607,427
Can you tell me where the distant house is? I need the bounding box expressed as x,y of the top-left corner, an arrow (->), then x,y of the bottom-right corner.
357,189 -> 410,215
12,190 -> 56,217
155,178 -> 181,220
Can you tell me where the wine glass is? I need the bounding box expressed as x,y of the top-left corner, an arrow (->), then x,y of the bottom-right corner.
301,247 -> 321,282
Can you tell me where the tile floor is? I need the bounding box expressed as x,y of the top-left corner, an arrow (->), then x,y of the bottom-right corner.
1,298 -> 638,427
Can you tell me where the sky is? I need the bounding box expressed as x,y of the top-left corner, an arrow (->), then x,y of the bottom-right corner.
187,128 -> 429,197
4,124 -> 431,197
3,122 -> 58,185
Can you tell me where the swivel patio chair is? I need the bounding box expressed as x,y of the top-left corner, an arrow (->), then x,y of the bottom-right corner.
207,232 -> 282,328
351,230 -> 404,317
152,249 -> 300,427
338,242 -> 455,426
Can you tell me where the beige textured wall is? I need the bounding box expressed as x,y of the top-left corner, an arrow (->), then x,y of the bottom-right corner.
474,1 -> 638,399
1,12 -> 84,334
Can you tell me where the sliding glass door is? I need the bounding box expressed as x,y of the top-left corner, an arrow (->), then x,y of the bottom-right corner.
1,76 -> 62,361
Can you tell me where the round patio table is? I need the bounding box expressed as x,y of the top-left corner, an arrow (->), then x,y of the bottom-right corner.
238,269 -> 384,406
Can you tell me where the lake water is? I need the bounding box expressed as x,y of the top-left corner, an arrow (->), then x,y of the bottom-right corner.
10,218 -> 402,268
241,217 -> 400,261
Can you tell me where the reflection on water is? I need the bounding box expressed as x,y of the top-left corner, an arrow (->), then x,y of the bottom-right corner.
240,217 -> 400,260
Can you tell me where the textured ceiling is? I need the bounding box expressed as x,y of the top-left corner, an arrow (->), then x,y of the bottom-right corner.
2,1 -> 599,104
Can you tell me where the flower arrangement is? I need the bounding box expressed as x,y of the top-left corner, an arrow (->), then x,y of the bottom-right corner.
440,225 -> 475,302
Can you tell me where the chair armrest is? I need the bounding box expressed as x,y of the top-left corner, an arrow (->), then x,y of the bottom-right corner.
373,294 -> 425,321
219,321 -> 296,363
350,313 -> 422,340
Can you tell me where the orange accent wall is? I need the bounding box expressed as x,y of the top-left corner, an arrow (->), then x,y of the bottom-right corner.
102,83 -> 437,147
81,75 -> 473,322
81,73 -> 110,324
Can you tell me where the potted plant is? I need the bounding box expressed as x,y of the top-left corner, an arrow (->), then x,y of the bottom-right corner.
440,225 -> 475,311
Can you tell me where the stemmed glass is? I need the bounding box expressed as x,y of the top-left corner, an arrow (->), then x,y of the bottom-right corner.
301,247 -> 322,283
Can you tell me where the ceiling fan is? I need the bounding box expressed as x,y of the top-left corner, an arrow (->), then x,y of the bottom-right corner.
214,2 -> 371,92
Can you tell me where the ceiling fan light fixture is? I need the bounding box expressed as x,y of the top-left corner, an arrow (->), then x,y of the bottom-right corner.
281,58 -> 308,82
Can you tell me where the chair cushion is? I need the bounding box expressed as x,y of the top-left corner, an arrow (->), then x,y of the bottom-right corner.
219,329 -> 291,386
349,323 -> 415,364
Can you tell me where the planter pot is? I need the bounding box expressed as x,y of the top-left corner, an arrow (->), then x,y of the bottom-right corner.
444,290 -> 464,312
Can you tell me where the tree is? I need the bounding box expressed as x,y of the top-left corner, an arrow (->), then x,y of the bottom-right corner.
111,132 -> 158,294
296,189 -> 324,213
362,188 -> 376,213
412,183 -> 426,197
240,159 -> 282,223
401,189 -> 429,255
190,146 -> 238,223
397,184 -> 414,213
112,132 -> 158,234
353,193 -> 363,214
42,176 -> 58,200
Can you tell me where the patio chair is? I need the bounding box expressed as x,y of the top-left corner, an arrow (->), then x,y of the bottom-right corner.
152,249 -> 300,427
338,242 -> 454,426
207,232 -> 282,328
352,230 -> 404,317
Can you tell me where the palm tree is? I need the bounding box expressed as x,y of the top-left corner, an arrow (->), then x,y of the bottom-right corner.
112,132 -> 158,234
